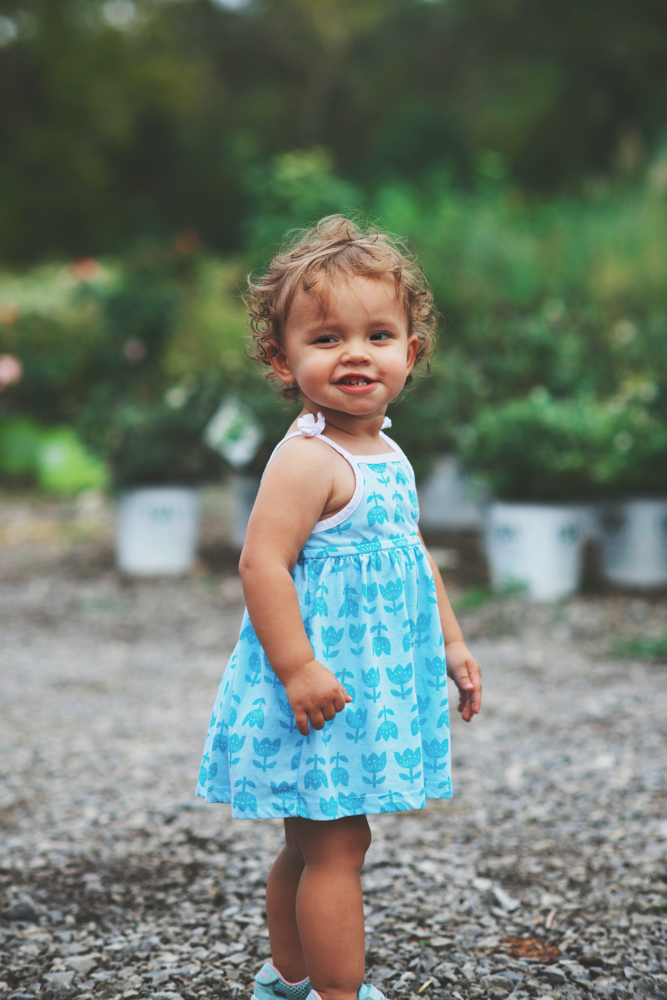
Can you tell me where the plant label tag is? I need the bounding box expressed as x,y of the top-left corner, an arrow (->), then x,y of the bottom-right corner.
204,396 -> 263,469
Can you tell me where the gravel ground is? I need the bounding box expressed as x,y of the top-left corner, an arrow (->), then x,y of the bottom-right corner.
1,539 -> 667,1000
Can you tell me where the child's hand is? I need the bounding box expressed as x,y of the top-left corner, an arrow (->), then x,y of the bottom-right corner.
445,640 -> 482,723
284,660 -> 352,736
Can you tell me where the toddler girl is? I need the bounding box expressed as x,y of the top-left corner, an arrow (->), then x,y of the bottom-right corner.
197,216 -> 482,1000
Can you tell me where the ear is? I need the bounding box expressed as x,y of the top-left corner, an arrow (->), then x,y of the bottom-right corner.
405,334 -> 420,376
267,340 -> 296,384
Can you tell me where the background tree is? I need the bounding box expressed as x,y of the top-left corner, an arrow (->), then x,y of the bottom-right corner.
1,0 -> 667,262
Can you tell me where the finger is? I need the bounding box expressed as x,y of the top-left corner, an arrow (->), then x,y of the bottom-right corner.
467,656 -> 481,678
449,659 -> 473,690
309,709 -> 325,731
458,689 -> 472,717
332,690 -> 347,713
322,704 -> 336,722
457,666 -> 474,691
295,711 -> 310,736
464,689 -> 477,721
466,658 -> 482,712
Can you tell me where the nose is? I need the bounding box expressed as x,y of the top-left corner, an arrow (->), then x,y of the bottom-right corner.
340,337 -> 371,364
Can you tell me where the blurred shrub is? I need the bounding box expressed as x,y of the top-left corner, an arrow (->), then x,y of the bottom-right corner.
373,176 -> 667,489
0,417 -> 44,477
242,148 -> 362,264
374,177 -> 667,317
3,167 -> 667,497
79,379 -> 225,489
75,244 -> 225,488
0,262 -> 109,423
458,394 -> 667,502
36,427 -> 107,493
0,415 -> 107,493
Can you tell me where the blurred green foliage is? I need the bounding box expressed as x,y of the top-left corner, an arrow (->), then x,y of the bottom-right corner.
0,417 -> 43,476
242,148 -> 363,264
36,426 -> 107,492
612,635 -> 667,662
457,394 -> 667,502
2,154 -> 667,492
384,177 -> 667,492
2,0 -> 667,261
1,1 -> 667,495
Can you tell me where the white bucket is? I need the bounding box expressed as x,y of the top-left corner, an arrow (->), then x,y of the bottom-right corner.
230,473 -> 260,550
484,502 -> 585,601
418,455 -> 483,530
116,487 -> 200,576
599,499 -> 667,587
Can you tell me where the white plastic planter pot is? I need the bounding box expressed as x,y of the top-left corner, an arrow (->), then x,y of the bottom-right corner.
598,499 -> 667,588
230,473 -> 260,550
484,502 -> 585,601
116,487 -> 200,576
418,455 -> 483,531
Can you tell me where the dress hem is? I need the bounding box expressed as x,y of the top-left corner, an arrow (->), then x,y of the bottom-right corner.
196,785 -> 452,820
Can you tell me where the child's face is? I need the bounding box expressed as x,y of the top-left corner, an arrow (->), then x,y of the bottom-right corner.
270,274 -> 419,419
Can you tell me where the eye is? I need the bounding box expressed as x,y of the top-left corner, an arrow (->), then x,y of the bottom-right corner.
370,330 -> 391,341
313,334 -> 337,344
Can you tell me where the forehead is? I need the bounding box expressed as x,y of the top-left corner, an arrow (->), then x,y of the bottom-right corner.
286,272 -> 407,329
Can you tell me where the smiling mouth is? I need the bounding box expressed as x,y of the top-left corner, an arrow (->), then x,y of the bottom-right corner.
336,375 -> 376,386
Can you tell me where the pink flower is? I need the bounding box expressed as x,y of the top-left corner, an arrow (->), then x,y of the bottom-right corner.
0,354 -> 22,389
69,258 -> 101,281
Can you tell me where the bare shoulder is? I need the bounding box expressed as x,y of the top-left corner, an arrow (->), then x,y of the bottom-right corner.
262,435 -> 344,486
256,434 -> 355,526
244,436 -> 341,559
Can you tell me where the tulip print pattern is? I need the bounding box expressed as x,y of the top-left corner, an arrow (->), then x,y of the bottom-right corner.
271,781 -> 297,814
362,751 -> 387,787
196,429 -> 452,819
386,663 -> 413,700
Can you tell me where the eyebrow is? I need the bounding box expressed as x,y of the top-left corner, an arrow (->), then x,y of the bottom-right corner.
306,316 -> 405,333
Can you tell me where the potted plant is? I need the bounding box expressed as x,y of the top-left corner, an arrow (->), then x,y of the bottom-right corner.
73,245 -> 233,575
594,407 -> 667,588
80,381 -> 227,574
457,393 -> 630,601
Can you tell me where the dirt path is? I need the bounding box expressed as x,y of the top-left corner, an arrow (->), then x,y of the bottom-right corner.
1,560 -> 666,1000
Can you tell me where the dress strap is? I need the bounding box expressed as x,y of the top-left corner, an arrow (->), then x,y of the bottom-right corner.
266,411 -> 394,468
266,411 -> 352,466
263,412 -> 364,530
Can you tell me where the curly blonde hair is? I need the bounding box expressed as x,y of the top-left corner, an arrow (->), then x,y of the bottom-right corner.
245,215 -> 438,400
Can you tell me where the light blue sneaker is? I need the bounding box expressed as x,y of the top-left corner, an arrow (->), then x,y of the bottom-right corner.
358,986 -> 389,1000
252,964 -> 312,1000
305,987 -> 389,1000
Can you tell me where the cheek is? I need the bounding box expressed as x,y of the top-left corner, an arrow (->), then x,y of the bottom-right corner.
305,354 -> 333,374
387,348 -> 412,374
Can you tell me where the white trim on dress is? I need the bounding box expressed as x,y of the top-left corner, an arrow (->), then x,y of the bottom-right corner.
263,414 -> 405,533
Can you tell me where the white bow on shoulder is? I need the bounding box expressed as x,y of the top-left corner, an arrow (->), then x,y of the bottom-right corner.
297,411 -> 391,436
296,411 -> 326,437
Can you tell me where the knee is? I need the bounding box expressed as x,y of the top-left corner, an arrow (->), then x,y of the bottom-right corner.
351,818 -> 372,861
342,823 -> 372,870
336,821 -> 371,869
298,816 -> 372,870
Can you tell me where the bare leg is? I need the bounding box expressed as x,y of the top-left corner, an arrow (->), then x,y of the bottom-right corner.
291,815 -> 371,1000
266,820 -> 308,982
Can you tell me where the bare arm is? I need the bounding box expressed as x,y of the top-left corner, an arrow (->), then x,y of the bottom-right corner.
419,531 -> 482,722
239,438 -> 351,735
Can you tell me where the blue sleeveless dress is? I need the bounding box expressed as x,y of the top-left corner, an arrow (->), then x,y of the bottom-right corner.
196,414 -> 452,820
